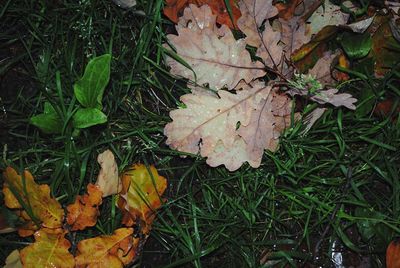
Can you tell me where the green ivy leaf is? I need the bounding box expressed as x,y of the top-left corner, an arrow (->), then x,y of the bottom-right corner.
73,107 -> 107,129
74,54 -> 111,109
340,32 -> 372,59
30,102 -> 63,134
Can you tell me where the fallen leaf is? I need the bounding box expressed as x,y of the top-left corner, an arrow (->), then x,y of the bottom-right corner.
20,229 -> 75,268
275,0 -> 303,21
301,107 -> 327,134
237,0 -> 278,47
288,86 -> 357,110
75,227 -> 138,268
96,149 -> 121,197
165,4 -> 265,89
176,4 -> 220,33
369,15 -> 400,76
118,164 -> 167,234
163,0 -> 241,29
2,167 -> 64,236
4,250 -> 23,268
305,0 -> 349,38
387,238 -> 400,268
308,50 -> 340,86
66,183 -> 103,231
165,82 -> 293,170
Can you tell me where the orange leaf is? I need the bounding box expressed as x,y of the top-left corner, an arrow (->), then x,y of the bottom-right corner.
163,0 -> 241,29
387,239 -> 400,268
118,164 -> 167,234
20,229 -> 75,268
75,227 -> 139,268
2,167 -> 64,236
66,183 -> 103,231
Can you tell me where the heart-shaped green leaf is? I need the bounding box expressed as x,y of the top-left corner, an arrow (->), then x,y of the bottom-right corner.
73,108 -> 107,129
74,54 -> 111,109
30,102 -> 63,134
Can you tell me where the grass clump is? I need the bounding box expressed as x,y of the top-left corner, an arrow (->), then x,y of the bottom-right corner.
1,0 -> 400,267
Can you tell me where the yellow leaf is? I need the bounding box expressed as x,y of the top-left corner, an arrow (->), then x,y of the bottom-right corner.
75,227 -> 139,268
66,183 -> 103,231
20,229 -> 75,268
4,250 -> 22,268
2,167 -> 64,236
118,164 -> 167,234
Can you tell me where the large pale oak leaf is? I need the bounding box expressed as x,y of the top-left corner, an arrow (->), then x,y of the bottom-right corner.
164,82 -> 293,170
165,9 -> 265,90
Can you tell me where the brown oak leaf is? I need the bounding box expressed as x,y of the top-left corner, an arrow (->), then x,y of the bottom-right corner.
165,4 -> 265,90
66,183 -> 103,231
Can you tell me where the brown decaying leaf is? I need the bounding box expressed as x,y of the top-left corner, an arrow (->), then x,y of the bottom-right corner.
2,167 -> 64,237
165,4 -> 265,90
237,0 -> 278,47
95,149 -> 121,197
163,0 -> 241,29
75,227 -> 138,268
66,183 -> 103,231
118,164 -> 167,234
20,229 -> 75,268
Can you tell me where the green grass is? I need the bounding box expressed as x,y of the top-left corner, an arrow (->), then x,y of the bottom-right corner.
1,0 -> 400,267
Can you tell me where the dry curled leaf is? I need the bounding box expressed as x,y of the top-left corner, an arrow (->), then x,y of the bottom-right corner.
96,149 -> 121,197
75,227 -> 138,268
20,229 -> 75,268
164,0 -> 241,29
118,164 -> 167,234
2,167 -> 64,236
165,4 -> 265,89
66,183 -> 103,231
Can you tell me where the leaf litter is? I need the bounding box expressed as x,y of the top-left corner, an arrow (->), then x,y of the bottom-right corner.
163,0 -> 359,171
